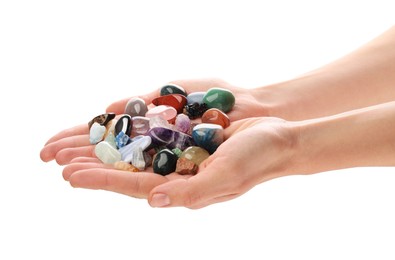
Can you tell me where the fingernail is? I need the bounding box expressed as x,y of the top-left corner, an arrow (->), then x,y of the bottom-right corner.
150,193 -> 171,207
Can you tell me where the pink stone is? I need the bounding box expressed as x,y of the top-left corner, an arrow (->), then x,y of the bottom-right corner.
145,105 -> 177,123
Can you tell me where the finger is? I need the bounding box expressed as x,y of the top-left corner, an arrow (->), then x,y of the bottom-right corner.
40,134 -> 91,162
148,157 -> 236,208
70,157 -> 102,164
44,124 -> 88,145
63,162 -> 112,181
106,90 -> 160,114
69,169 -> 168,199
55,146 -> 95,165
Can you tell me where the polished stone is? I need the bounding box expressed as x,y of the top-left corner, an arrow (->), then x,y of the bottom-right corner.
88,113 -> 116,129
145,105 -> 177,123
179,146 -> 210,165
147,127 -> 195,150
124,97 -> 148,117
152,94 -> 187,114
192,123 -> 224,154
89,122 -> 106,144
149,115 -> 173,130
131,116 -> 150,137
183,102 -> 208,119
95,141 -> 122,164
202,88 -> 235,113
114,161 -> 140,172
186,92 -> 206,105
104,132 -> 117,149
174,113 -> 191,134
160,84 -> 187,96
114,114 -> 132,137
118,135 -> 152,163
131,147 -> 146,170
201,108 -> 230,128
115,131 -> 131,148
153,148 -> 178,176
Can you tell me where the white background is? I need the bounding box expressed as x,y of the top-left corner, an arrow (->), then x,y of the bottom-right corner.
1,1 -> 395,259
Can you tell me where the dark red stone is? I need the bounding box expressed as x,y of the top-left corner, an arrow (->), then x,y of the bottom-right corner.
152,94 -> 187,114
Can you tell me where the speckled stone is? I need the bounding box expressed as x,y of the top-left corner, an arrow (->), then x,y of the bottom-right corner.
201,108 -> 231,128
124,97 -> 148,117
192,123 -> 224,154
153,148 -> 178,176
152,94 -> 187,114
95,141 -> 122,164
202,88 -> 235,113
160,84 -> 187,96
175,157 -> 198,175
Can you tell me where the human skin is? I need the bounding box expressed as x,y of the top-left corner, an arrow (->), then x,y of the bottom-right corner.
40,25 -> 395,208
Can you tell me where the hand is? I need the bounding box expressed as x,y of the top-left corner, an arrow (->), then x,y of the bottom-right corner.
40,78 -> 267,165
61,117 -> 298,209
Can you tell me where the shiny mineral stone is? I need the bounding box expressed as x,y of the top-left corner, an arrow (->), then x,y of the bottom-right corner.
202,88 -> 235,113
183,102 -> 208,119
88,113 -> 116,129
192,123 -> 224,154
201,108 -> 231,128
179,146 -> 210,165
124,97 -> 148,117
160,84 -> 187,96
89,122 -> 106,144
153,148 -> 178,176
175,157 -> 198,175
152,94 -> 187,114
114,114 -> 132,137
95,141 -> 122,164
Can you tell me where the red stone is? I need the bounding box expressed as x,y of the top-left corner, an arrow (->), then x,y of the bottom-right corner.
152,94 -> 187,113
175,157 -> 198,175
201,108 -> 230,128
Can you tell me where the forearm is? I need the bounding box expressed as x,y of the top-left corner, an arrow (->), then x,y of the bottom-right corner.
254,25 -> 395,120
292,101 -> 395,175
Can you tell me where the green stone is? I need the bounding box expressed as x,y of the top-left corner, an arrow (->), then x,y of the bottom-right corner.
202,88 -> 235,113
179,146 -> 210,166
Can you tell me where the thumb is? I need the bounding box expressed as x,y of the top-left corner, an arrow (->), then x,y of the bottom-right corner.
148,167 -> 231,209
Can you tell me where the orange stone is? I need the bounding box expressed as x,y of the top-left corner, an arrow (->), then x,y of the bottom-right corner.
152,94 -> 187,114
201,108 -> 230,128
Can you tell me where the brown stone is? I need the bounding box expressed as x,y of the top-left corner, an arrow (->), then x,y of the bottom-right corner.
114,161 -> 140,172
175,157 -> 198,175
201,108 -> 230,128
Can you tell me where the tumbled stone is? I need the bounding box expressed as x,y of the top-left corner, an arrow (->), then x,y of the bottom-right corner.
176,157 -> 198,175
153,148 -> 178,176
171,147 -> 183,157
131,116 -> 150,137
114,161 -> 140,172
186,92 -> 206,105
95,141 -> 122,164
118,135 -> 152,163
147,127 -> 195,150
145,105 -> 177,123
88,113 -> 116,129
104,132 -> 117,149
152,94 -> 187,114
174,113 -> 191,134
149,115 -> 173,130
115,131 -> 131,149
89,122 -> 106,144
114,114 -> 132,137
192,123 -> 224,154
124,97 -> 148,117
131,147 -> 146,170
179,146 -> 210,165
160,84 -> 187,96
202,88 -> 235,113
201,108 -> 231,128
183,102 -> 208,119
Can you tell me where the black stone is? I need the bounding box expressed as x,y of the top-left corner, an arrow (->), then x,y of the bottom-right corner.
114,114 -> 132,137
153,149 -> 178,176
183,102 -> 208,119
160,84 -> 187,96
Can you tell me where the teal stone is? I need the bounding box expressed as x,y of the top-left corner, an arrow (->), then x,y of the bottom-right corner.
192,123 -> 224,154
202,88 -> 235,113
153,149 -> 178,176
160,84 -> 187,96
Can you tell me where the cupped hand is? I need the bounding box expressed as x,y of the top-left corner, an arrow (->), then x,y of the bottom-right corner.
62,117 -> 298,209
40,78 -> 266,165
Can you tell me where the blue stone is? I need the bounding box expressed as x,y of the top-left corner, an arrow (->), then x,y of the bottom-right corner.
192,123 -> 224,154
186,92 -> 206,105
118,135 -> 152,163
115,131 -> 131,149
